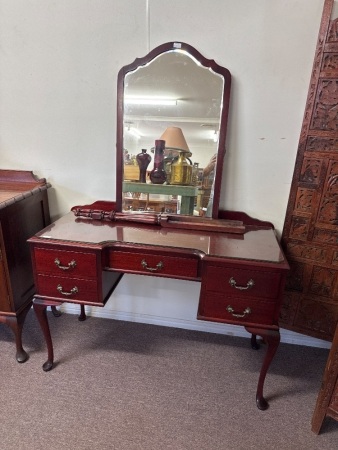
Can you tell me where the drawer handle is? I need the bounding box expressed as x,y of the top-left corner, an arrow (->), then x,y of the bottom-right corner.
229,277 -> 254,290
57,284 -> 78,296
141,259 -> 164,272
54,258 -> 77,271
226,305 -> 252,318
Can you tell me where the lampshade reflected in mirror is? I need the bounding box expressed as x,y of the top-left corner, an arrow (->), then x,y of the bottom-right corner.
159,127 -> 191,155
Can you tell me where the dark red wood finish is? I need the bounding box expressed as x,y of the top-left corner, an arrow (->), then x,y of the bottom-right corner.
0,170 -> 50,362
28,207 -> 289,410
107,244 -> 201,281
30,242 -> 123,307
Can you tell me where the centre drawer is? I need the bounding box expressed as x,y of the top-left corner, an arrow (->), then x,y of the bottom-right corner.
204,265 -> 282,300
33,247 -> 97,279
109,250 -> 199,280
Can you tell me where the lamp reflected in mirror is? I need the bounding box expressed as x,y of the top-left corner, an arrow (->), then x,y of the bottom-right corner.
159,126 -> 190,154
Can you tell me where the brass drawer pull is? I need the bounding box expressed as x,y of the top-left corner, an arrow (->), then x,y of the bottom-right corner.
54,258 -> 77,271
141,259 -> 164,272
226,305 -> 251,318
57,284 -> 78,296
229,277 -> 254,290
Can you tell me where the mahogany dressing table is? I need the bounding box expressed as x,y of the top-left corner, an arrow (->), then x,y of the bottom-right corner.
28,203 -> 289,410
28,42 -> 289,410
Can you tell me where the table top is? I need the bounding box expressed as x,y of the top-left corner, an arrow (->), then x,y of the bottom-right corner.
0,169 -> 50,210
33,212 -> 286,264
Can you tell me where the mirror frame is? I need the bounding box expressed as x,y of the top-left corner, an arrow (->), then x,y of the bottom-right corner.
116,41 -> 231,218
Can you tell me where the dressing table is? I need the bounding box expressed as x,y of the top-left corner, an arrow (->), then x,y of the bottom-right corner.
28,42 -> 289,410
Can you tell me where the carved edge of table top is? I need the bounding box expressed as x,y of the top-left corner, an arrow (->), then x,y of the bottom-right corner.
0,183 -> 51,210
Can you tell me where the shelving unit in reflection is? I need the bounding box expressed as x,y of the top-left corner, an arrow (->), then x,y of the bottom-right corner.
122,181 -> 199,215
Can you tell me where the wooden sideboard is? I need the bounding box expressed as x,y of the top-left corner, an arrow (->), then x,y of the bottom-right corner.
312,322 -> 338,433
0,169 -> 50,362
28,203 -> 289,410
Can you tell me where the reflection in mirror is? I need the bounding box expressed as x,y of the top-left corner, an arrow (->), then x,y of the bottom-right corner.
116,42 -> 231,218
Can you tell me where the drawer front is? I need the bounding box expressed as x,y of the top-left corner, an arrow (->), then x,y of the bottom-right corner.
36,274 -> 100,303
198,292 -> 276,326
204,265 -> 282,300
109,250 -> 198,279
34,248 -> 97,278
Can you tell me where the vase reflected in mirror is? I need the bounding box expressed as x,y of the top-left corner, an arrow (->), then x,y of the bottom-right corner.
149,140 -> 167,184
136,149 -> 151,183
170,151 -> 193,185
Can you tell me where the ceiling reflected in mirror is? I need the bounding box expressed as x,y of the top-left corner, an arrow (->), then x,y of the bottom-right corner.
123,50 -> 224,166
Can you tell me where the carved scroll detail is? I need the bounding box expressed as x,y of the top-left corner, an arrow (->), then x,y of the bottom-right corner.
306,137 -> 338,152
318,197 -> 338,225
295,298 -> 336,336
322,53 -> 338,71
295,188 -> 314,212
309,266 -> 336,297
328,18 -> 338,42
311,80 -> 338,131
313,228 -> 338,244
317,161 -> 338,225
300,158 -> 323,184
287,243 -> 327,263
300,37 -> 325,141
289,216 -> 310,240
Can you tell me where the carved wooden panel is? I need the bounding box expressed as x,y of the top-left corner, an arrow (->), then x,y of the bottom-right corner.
312,322 -> 338,433
281,1 -> 338,341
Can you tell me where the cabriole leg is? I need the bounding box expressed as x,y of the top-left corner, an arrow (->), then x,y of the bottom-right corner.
33,299 -> 59,371
245,327 -> 280,410
3,302 -> 32,363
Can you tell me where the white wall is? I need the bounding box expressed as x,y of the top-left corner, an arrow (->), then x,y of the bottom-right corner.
0,0 -> 332,348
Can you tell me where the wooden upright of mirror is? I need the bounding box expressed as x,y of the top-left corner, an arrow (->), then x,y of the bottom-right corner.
115,42 -> 231,219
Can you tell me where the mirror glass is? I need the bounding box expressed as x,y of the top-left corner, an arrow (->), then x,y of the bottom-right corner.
116,42 -> 231,218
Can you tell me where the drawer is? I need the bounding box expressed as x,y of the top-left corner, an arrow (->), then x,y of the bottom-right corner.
36,274 -> 101,303
109,250 -> 199,280
34,247 -> 97,278
198,292 -> 276,326
204,265 -> 282,300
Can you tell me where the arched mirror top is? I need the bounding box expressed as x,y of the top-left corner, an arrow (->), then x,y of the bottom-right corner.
116,42 -> 231,218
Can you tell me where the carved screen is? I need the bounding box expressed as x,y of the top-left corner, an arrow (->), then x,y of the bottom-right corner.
281,1 -> 338,341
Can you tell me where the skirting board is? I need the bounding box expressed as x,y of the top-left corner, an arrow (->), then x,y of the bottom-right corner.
60,303 -> 331,350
